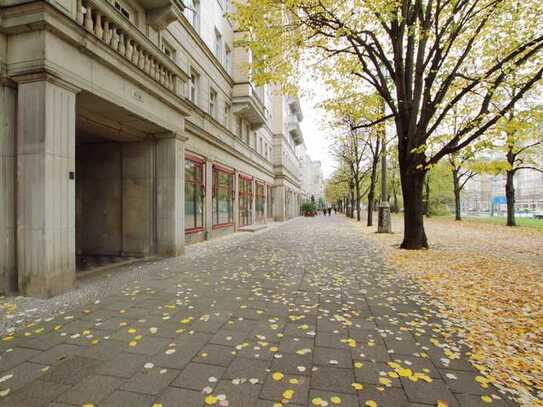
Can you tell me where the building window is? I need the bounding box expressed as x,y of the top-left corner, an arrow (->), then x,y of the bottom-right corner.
213,166 -> 234,227
225,45 -> 232,73
114,1 -> 133,21
209,88 -> 217,117
161,39 -> 176,60
189,70 -> 199,104
214,28 -> 223,62
256,182 -> 265,223
245,124 -> 251,145
185,157 -> 205,232
239,176 -> 253,226
185,0 -> 201,32
237,116 -> 243,139
224,103 -> 231,129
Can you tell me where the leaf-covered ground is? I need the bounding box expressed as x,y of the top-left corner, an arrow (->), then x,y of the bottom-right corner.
361,215 -> 543,406
0,216 -> 520,406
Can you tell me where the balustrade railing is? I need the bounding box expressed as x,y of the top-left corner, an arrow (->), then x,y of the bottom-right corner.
76,0 -> 179,93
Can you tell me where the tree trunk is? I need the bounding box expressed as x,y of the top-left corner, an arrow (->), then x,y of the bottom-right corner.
423,174 -> 431,217
400,170 -> 429,249
350,186 -> 355,219
355,182 -> 361,222
506,169 -> 516,226
452,169 -> 462,221
367,168 -> 378,226
367,192 -> 374,226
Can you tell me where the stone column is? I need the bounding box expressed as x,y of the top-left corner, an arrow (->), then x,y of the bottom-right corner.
0,81 -> 16,294
251,179 -> 256,225
155,134 -> 186,257
273,184 -> 286,222
122,141 -> 154,257
16,75 -> 78,298
205,160 -> 213,238
233,171 -> 240,231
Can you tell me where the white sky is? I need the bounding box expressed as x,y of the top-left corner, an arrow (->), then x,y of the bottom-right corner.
299,79 -> 336,179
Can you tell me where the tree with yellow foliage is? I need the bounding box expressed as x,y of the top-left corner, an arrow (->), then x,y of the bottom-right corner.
233,0 -> 543,249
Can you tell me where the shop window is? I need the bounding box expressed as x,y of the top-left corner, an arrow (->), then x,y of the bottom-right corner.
213,166 -> 234,227
256,182 -> 265,222
185,157 -> 205,232
239,176 -> 253,226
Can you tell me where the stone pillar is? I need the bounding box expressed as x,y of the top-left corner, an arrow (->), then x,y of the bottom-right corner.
205,160 -> 213,237
122,142 -> 154,257
233,171 -> 240,231
251,179 -> 256,225
16,76 -> 78,298
156,135 -> 185,257
273,184 -> 286,222
0,81 -> 16,294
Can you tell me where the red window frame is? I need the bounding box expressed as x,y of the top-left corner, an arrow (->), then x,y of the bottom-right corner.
239,175 -> 253,227
212,164 -> 235,229
185,155 -> 206,234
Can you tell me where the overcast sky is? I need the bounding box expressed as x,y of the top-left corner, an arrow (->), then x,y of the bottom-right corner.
299,80 -> 336,179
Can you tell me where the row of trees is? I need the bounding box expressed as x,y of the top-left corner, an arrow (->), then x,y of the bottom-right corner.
233,0 -> 543,249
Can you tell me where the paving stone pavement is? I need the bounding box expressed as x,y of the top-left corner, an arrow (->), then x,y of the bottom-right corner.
0,216 -> 518,407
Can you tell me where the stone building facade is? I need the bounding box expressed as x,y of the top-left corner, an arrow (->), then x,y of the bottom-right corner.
298,144 -> 325,206
463,170 -> 543,215
0,0 -> 305,297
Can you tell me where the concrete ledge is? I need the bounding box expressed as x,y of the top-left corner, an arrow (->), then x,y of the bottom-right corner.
239,225 -> 268,233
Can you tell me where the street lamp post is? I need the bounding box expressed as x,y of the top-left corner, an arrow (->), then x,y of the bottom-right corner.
377,97 -> 392,233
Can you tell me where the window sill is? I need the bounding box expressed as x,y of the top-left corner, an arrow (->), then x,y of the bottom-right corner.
185,227 -> 205,234
212,223 -> 234,230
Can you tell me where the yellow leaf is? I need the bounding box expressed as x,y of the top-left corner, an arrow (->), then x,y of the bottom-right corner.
205,395 -> 217,405
352,382 -> 364,391
282,389 -> 295,399
272,372 -> 284,381
481,395 -> 492,403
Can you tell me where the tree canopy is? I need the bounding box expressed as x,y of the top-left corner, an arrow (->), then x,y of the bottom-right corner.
233,0 -> 543,248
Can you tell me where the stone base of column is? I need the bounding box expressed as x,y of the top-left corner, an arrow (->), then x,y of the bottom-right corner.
377,202 -> 392,233
22,270 -> 75,299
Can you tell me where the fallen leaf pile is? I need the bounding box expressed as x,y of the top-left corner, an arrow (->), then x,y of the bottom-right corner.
363,216 -> 543,406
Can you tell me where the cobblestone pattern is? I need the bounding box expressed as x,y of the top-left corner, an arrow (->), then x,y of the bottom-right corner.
0,216 -> 518,407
